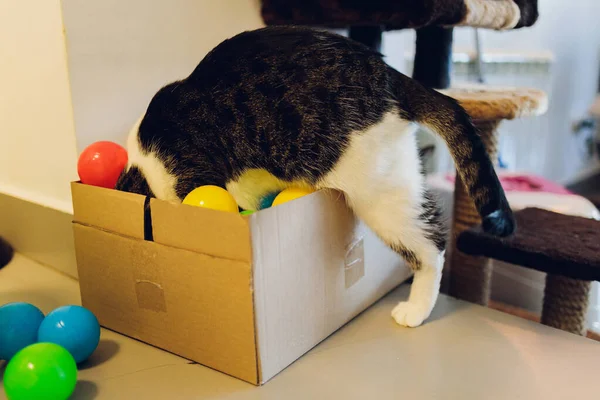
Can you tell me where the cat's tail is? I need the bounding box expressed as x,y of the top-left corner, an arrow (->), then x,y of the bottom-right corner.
389,69 -> 515,237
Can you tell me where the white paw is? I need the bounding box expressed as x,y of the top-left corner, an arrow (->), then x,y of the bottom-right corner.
391,301 -> 431,327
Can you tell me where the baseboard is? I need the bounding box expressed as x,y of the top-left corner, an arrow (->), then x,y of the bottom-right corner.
0,192 -> 77,279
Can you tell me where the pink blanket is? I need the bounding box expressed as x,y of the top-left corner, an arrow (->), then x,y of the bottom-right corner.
446,174 -> 572,195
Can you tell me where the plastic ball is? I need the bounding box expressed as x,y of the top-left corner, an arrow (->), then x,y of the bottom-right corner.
77,141 -> 128,189
271,187 -> 315,207
3,343 -> 77,400
0,302 -> 45,360
38,305 -> 100,364
258,192 -> 279,209
182,185 -> 239,213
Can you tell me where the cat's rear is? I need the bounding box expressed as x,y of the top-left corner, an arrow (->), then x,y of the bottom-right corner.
116,26 -> 514,327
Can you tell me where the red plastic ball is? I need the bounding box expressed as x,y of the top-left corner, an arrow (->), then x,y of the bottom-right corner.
77,141 -> 128,189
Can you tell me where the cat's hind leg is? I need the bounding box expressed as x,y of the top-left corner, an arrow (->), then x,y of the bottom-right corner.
389,194 -> 446,327
320,112 -> 446,327
350,184 -> 446,327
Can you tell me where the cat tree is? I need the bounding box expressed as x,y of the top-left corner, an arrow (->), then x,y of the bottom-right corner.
259,0 -> 582,326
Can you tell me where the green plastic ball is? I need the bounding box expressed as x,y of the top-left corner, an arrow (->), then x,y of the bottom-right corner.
3,343 -> 77,400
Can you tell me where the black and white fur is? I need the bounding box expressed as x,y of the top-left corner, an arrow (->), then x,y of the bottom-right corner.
116,27 -> 515,327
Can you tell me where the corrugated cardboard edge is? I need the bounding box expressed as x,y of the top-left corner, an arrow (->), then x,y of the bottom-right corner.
244,212 -> 263,385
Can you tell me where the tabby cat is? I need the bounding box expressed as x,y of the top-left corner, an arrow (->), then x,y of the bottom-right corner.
116,26 -> 515,327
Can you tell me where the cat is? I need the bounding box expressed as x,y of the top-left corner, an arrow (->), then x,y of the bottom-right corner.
116,26 -> 515,328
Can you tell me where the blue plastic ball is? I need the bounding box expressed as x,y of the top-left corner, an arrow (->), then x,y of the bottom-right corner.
258,192 -> 280,209
0,302 -> 45,360
37,305 -> 100,363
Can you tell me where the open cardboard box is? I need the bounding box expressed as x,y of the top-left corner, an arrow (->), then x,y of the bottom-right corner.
71,182 -> 410,385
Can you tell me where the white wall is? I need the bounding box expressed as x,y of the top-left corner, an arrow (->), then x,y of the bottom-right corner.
0,0 -> 79,213
61,0 -> 265,152
0,0 -> 264,213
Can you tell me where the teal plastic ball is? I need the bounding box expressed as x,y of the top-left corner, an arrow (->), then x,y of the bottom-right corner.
258,192 -> 279,209
38,305 -> 100,363
0,302 -> 45,360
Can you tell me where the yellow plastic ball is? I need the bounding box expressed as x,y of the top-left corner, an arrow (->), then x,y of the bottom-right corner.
271,187 -> 315,207
182,185 -> 239,213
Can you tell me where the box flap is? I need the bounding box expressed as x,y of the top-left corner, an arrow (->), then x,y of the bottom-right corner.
73,224 -> 258,384
71,182 -> 146,239
150,199 -> 252,262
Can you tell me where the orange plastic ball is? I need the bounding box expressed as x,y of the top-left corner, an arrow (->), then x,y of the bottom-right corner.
77,141 -> 128,189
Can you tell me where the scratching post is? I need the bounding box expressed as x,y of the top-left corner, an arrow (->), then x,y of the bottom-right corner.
542,275 -> 591,335
441,87 -> 547,305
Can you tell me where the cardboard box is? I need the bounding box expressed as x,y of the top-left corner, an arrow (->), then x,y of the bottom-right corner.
71,182 -> 410,384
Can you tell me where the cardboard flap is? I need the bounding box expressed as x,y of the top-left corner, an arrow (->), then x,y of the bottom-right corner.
150,199 -> 252,262
71,182 -> 146,239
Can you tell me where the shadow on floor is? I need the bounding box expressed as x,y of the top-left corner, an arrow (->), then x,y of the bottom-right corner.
79,339 -> 120,370
72,380 -> 99,400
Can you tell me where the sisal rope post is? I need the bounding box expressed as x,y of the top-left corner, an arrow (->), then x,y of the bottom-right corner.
447,120 -> 499,305
541,274 -> 591,335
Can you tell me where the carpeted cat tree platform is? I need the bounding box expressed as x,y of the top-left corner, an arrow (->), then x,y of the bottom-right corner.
261,1 -> 539,86
458,208 -> 600,335
261,0 -> 538,30
258,1 -> 600,334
